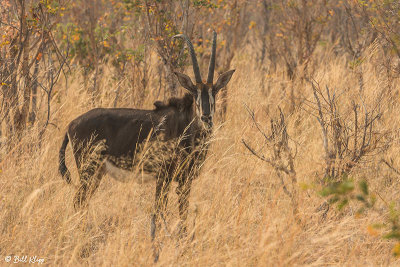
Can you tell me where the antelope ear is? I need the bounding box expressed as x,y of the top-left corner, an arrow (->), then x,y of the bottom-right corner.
213,69 -> 235,94
174,72 -> 196,94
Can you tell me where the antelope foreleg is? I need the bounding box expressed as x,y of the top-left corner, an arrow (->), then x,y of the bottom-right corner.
151,174 -> 172,262
176,177 -> 192,239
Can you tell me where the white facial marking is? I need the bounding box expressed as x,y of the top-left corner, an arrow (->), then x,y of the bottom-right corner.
208,89 -> 215,118
196,89 -> 202,114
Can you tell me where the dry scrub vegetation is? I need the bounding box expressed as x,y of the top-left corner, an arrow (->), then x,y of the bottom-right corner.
2,0 -> 400,265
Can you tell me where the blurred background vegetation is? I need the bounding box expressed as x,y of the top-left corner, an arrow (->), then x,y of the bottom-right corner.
2,0 -> 399,141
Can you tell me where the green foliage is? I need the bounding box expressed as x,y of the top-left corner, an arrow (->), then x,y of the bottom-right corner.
122,0 -> 142,12
320,178 -> 355,210
384,204 -> 400,238
111,46 -> 145,71
319,178 -> 375,212
380,204 -> 400,256
193,0 -> 219,9
320,178 -> 400,256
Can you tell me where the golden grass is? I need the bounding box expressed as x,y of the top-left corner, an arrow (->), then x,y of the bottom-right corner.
1,43 -> 400,266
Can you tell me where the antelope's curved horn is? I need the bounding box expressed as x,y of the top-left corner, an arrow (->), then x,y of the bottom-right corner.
173,34 -> 202,84
207,31 -> 217,85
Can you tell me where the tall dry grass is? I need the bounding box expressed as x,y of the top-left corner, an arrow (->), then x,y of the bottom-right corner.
1,41 -> 400,266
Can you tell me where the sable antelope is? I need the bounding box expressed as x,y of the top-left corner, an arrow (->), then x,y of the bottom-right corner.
58,31 -> 234,243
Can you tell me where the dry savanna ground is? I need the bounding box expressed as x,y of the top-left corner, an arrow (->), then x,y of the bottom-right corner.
2,41 -> 400,266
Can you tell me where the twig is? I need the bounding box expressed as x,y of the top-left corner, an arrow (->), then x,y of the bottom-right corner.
242,139 -> 290,175
381,159 -> 400,177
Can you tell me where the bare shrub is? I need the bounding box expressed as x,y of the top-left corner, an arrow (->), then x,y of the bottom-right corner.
242,107 -> 298,214
307,79 -> 385,182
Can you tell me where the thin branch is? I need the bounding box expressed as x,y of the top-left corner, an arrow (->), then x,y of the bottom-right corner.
242,139 -> 290,175
244,103 -> 272,142
381,159 -> 400,177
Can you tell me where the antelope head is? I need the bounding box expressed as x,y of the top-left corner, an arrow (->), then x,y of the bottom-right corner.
173,31 -> 235,130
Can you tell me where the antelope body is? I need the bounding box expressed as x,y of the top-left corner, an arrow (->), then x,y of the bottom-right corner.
58,31 -> 234,251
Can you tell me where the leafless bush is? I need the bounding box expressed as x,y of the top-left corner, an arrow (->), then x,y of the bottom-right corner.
242,106 -> 298,214
307,80 -> 385,182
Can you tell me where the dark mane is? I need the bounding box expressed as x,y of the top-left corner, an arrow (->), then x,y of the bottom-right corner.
153,93 -> 193,111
